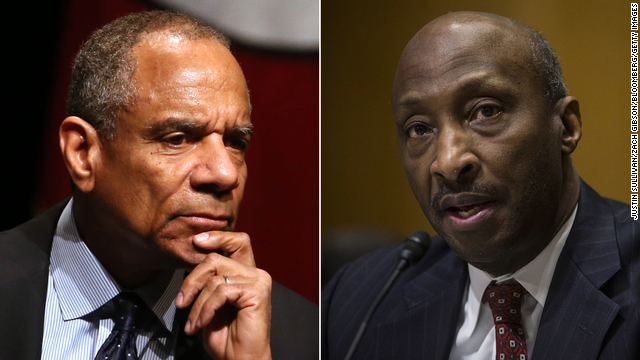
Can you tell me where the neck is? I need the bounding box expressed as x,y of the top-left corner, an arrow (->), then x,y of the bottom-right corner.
484,162 -> 581,277
72,194 -> 162,289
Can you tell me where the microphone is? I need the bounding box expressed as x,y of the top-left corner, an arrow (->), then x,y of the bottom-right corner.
343,230 -> 431,360
398,230 -> 431,270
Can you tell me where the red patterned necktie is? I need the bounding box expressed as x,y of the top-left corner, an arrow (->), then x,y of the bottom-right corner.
484,283 -> 528,360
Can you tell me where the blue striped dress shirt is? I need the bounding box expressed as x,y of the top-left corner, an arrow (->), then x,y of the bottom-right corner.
40,199 -> 185,360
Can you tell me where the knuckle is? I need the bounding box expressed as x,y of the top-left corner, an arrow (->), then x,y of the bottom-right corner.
236,232 -> 252,247
202,278 -> 220,292
201,296 -> 219,313
213,282 -> 229,295
204,252 -> 220,263
180,277 -> 199,294
256,269 -> 272,282
255,269 -> 272,294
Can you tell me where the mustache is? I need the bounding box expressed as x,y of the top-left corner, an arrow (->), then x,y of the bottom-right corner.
430,182 -> 504,211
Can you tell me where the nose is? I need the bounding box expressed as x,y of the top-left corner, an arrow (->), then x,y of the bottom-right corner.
430,126 -> 479,182
190,136 -> 240,193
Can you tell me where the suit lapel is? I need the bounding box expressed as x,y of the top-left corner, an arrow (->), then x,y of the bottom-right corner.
0,200 -> 68,360
0,199 -> 212,360
533,181 -> 621,360
373,249 -> 467,360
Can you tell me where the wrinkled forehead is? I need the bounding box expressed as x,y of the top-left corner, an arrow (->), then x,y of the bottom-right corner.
392,16 -> 534,104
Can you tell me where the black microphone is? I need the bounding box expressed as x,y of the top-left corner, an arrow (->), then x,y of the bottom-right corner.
343,230 -> 431,360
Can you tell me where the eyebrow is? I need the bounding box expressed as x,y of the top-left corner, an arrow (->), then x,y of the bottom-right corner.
143,118 -> 206,138
233,123 -> 254,137
458,76 -> 487,92
396,73 -> 516,109
142,118 -> 254,138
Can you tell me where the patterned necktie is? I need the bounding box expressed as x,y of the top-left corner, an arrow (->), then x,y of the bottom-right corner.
484,283 -> 529,360
95,292 -> 144,360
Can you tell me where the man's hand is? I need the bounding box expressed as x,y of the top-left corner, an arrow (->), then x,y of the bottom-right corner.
175,231 -> 272,360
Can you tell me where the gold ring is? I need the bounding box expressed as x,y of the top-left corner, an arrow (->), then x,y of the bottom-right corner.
223,275 -> 230,284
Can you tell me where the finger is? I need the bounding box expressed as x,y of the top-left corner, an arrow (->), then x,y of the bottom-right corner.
193,283 -> 248,333
177,253 -> 257,308
192,231 -> 255,267
185,274 -> 252,332
184,276 -> 223,335
219,275 -> 248,285
188,273 -> 271,335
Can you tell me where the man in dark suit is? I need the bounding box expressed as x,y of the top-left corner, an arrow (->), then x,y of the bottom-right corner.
322,11 -> 638,360
0,11 -> 317,360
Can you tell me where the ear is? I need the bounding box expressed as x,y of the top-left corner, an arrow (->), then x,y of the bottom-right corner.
59,116 -> 102,193
554,96 -> 582,155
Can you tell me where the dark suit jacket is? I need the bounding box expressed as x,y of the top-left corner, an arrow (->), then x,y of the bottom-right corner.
0,200 -> 318,360
322,181 -> 639,360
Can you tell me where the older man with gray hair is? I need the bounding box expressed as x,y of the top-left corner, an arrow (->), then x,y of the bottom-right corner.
1,10 -> 317,360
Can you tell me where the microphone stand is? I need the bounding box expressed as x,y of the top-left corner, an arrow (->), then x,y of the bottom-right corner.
343,259 -> 409,360
343,230 -> 430,360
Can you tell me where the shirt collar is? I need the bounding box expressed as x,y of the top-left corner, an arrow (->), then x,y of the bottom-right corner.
50,198 -> 184,331
466,202 -> 579,314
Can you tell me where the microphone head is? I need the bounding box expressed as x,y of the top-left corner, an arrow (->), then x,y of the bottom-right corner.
399,230 -> 431,266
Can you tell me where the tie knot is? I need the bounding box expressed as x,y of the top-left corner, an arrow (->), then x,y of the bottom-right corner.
112,292 -> 144,332
484,283 -> 527,325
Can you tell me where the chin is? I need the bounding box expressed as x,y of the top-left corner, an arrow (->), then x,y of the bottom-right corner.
451,230 -> 528,271
150,230 -> 202,268
441,226 -> 503,255
156,240 -> 208,269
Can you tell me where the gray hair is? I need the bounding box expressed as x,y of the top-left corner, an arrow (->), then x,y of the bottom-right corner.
526,28 -> 567,107
66,10 -> 230,141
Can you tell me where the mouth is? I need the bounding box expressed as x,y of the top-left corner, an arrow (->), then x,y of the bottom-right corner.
445,201 -> 492,220
439,193 -> 495,227
177,213 -> 232,231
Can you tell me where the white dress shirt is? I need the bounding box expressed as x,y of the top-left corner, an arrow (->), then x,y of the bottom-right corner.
40,199 -> 185,360
449,204 -> 578,360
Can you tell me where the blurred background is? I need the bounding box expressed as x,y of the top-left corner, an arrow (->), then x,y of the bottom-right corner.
3,0 -> 318,304
321,0 -> 633,287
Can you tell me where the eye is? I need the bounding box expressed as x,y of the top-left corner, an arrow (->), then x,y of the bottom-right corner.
473,105 -> 501,121
406,123 -> 433,138
225,137 -> 250,151
160,132 -> 188,146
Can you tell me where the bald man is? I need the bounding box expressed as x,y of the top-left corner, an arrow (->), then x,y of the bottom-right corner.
322,12 -> 639,360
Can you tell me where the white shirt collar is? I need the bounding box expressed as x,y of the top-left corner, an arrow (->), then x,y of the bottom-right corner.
50,198 -> 184,331
465,203 -> 578,323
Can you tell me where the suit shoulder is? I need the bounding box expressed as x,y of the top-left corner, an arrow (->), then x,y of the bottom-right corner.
271,281 -> 319,359
580,180 -> 636,225
322,235 -> 462,359
0,200 -> 67,284
322,235 -> 453,309
578,182 -> 638,245
272,281 -> 317,315
601,197 -> 637,223
0,222 -> 50,283
334,235 -> 451,275
600,197 -> 639,252
0,199 -> 68,250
